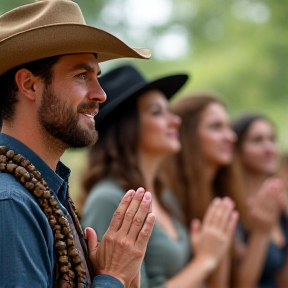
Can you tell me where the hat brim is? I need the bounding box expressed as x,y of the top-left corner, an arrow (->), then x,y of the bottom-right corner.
96,73 -> 189,126
0,24 -> 151,76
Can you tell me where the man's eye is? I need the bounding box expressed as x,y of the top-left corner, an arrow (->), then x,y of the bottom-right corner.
77,73 -> 86,80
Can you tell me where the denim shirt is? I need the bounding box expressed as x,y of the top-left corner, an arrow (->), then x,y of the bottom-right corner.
0,133 -> 123,288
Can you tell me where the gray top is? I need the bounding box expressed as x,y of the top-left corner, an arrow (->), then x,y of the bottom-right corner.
81,179 -> 191,288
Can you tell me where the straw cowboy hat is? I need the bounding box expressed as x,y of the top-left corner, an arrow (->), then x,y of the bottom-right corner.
95,64 -> 189,126
0,0 -> 151,76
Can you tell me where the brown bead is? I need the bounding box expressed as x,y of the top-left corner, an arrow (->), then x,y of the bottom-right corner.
15,169 -> 24,180
49,218 -> 57,227
61,273 -> 70,282
66,238 -> 74,247
40,198 -> 49,208
59,256 -> 69,264
0,146 -> 9,155
55,240 -> 66,250
6,150 -> 15,159
53,225 -> 61,231
15,166 -> 30,179
21,158 -> 31,168
25,182 -> 35,190
43,190 -> 51,198
32,170 -> 42,180
66,233 -> 73,240
58,249 -> 67,256
62,227 -> 71,235
0,155 -> 7,163
72,255 -> 81,264
33,186 -> 44,198
0,163 -> 6,172
6,163 -> 17,173
68,247 -> 78,257
60,265 -> 69,273
44,207 -> 52,217
26,164 -> 35,173
75,264 -> 86,277
68,269 -> 75,279
41,179 -> 48,186
13,154 -> 24,164
35,182 -> 46,191
31,177 -> 38,184
58,216 -> 68,226
55,231 -> 65,240
55,209 -> 64,217
49,198 -> 58,206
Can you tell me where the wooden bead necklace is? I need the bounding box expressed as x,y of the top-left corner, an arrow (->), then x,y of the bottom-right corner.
0,146 -> 87,287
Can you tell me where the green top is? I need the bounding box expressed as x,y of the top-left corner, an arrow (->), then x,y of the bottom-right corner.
81,179 -> 191,288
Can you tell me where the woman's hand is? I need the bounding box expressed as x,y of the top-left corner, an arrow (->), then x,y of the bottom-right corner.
190,197 -> 238,271
247,178 -> 285,234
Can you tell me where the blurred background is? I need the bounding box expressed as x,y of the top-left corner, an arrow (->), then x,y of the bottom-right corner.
2,0 -> 288,200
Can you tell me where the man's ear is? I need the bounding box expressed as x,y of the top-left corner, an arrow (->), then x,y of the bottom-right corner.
14,69 -> 40,101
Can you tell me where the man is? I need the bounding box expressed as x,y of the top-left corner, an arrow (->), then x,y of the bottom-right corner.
0,0 -> 155,287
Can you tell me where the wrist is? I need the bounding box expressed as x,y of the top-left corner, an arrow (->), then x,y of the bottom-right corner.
193,254 -> 218,273
250,229 -> 271,238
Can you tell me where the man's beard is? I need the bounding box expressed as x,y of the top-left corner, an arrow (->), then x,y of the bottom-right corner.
38,85 -> 98,148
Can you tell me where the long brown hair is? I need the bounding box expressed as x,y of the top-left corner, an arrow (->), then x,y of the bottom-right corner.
78,96 -> 164,215
164,92 -> 247,228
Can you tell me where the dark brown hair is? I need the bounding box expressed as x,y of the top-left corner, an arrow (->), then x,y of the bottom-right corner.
164,92 -> 247,227
0,56 -> 60,123
232,113 -> 274,150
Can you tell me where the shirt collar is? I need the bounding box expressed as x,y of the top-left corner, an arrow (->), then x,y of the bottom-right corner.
0,133 -> 71,196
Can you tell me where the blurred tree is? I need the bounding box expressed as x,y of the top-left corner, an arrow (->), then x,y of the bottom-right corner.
1,0 -> 288,147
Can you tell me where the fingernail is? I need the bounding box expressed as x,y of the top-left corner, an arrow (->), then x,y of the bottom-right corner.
134,187 -> 145,199
125,190 -> 135,201
147,213 -> 156,224
143,191 -> 151,203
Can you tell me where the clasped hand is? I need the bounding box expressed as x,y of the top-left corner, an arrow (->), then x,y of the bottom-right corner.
85,187 -> 155,287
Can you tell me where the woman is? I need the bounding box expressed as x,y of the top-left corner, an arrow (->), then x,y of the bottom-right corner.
232,113 -> 288,288
164,93 -> 285,288
79,66 -> 238,288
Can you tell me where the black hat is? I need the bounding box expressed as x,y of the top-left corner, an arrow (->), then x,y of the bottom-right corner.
96,64 -> 189,126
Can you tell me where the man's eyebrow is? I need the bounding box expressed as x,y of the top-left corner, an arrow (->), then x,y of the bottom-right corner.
70,63 -> 101,75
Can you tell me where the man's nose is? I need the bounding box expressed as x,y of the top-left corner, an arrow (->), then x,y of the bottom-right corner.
89,79 -> 107,103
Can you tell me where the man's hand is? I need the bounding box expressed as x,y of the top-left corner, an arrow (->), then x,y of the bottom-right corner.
86,187 -> 155,287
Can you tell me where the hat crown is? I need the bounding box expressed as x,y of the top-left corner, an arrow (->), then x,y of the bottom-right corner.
0,0 -> 85,41
99,65 -> 147,106
99,65 -> 148,105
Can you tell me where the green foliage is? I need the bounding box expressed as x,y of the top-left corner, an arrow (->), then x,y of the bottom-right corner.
2,0 -> 288,149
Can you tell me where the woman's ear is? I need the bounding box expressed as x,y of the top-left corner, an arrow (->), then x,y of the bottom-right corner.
14,69 -> 39,101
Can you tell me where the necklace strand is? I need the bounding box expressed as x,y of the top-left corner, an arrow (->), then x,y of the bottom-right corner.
0,146 -> 87,287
